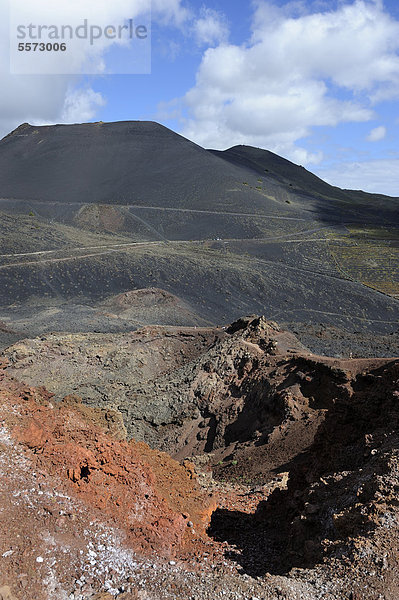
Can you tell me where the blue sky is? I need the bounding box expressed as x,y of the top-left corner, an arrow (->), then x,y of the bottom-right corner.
88,1 -> 250,126
1,0 -> 399,195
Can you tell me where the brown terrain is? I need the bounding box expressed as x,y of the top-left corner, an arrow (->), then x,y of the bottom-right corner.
1,312 -> 399,599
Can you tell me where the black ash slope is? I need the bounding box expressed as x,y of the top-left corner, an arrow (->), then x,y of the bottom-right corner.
0,120 -> 397,356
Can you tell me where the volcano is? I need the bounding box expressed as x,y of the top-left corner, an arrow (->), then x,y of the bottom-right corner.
0,120 -> 397,356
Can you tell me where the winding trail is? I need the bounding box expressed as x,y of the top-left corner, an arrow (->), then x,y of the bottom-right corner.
127,204 -> 308,221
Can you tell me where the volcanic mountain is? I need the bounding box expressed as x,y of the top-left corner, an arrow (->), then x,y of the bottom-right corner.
0,120 -> 397,355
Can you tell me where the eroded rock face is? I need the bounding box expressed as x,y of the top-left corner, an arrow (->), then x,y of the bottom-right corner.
2,317 -> 305,455
207,358 -> 399,593
3,326 -> 222,408
0,361 -> 215,558
278,359 -> 399,564
4,317 -> 399,477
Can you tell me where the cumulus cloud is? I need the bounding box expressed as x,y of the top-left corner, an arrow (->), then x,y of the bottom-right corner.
177,1 -> 399,165
366,125 -> 387,141
61,88 -> 107,123
152,0 -> 191,27
316,158 -> 399,196
10,0 -> 155,75
0,0 -> 189,138
192,7 -> 229,47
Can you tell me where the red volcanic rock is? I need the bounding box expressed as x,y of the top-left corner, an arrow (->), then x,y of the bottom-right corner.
0,367 -> 215,558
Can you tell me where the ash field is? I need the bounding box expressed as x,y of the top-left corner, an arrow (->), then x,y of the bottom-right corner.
0,120 -> 397,356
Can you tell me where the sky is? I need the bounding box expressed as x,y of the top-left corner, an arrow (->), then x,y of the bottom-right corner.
1,0 -> 399,196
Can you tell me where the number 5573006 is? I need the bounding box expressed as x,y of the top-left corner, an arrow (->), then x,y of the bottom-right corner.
18,42 -> 67,51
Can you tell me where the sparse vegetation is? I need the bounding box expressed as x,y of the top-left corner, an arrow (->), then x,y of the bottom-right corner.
327,226 -> 399,296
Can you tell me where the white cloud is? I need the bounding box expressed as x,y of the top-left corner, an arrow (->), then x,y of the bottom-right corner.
316,159 -> 399,196
192,7 -> 228,47
61,88 -> 107,123
0,0 -> 190,138
366,125 -> 387,141
176,1 -> 399,165
250,0 -> 399,93
152,0 -> 191,26
10,0 -> 154,75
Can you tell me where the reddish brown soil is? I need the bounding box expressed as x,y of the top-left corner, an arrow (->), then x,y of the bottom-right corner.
0,360 -> 215,558
104,289 -> 182,311
75,205 -> 125,233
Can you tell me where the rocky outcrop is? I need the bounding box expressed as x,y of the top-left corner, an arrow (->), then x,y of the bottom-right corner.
0,362 -> 215,558
4,317 -> 398,477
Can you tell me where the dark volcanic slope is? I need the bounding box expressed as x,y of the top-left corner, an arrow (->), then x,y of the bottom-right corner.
0,120 -> 397,356
211,145 -> 399,224
0,121 -> 296,215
